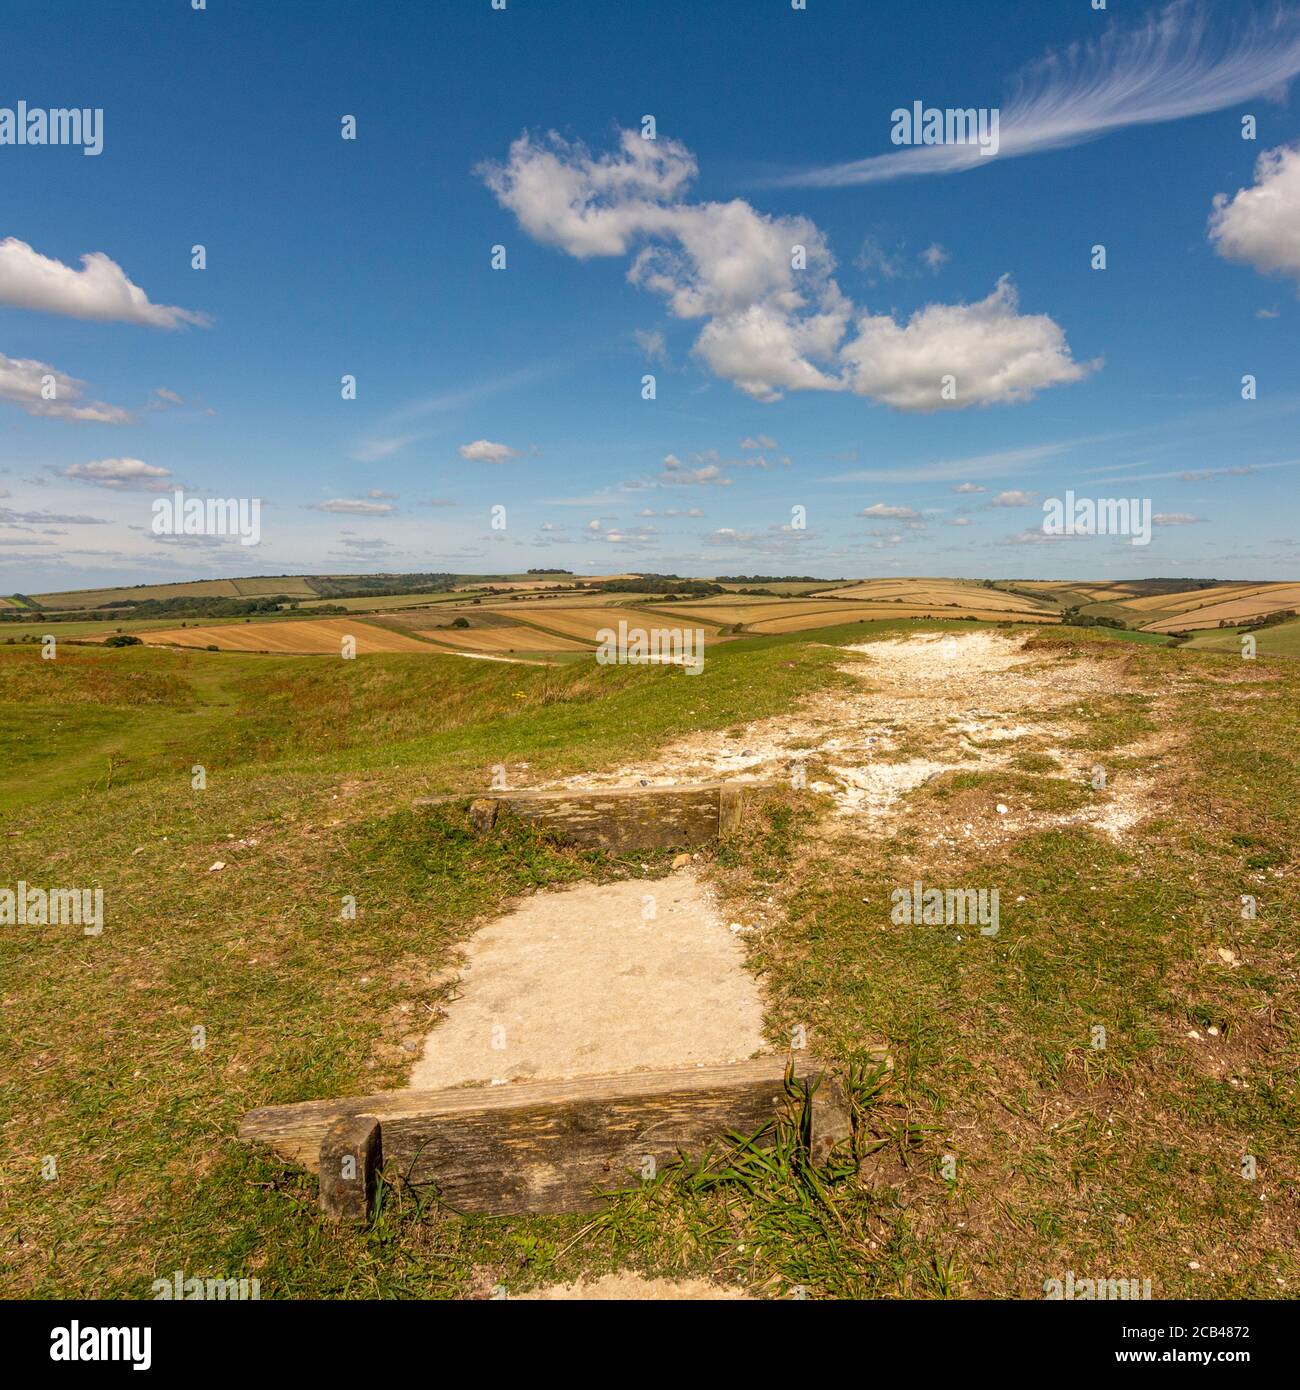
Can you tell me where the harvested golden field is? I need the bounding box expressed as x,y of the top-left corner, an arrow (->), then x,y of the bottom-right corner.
1139,585 -> 1300,632
138,618 -> 435,653
745,604 -> 1056,633
968,581 -> 1300,632
829,579 -> 1048,613
414,625 -> 590,652
509,604 -> 726,641
1122,582 -> 1264,614
664,600 -> 823,626
715,580 -> 845,595
1070,583 -> 1146,601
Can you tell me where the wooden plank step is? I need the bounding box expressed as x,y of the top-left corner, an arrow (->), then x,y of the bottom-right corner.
238,1054 -> 853,1216
415,780 -> 760,852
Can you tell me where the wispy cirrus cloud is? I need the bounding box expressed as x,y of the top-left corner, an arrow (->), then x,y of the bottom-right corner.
1,505 -> 109,527
352,433 -> 422,464
824,441 -> 1073,485
309,498 -> 395,515
774,2 -> 1300,188
349,364 -> 555,463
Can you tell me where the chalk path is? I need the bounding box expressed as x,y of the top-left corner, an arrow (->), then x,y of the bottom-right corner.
408,869 -> 765,1090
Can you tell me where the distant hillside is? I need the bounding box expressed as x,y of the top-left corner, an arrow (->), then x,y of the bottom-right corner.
21,573 -> 458,612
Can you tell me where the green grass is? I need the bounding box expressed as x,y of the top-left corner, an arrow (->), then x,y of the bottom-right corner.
0,627 -> 871,1297
709,638 -> 1300,1297
3,619 -> 1296,1299
1182,617 -> 1300,658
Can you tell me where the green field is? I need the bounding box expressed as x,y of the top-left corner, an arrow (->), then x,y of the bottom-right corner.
28,575 -> 325,610
296,592 -> 467,612
1183,617 -> 1300,658
3,617 -> 1297,1299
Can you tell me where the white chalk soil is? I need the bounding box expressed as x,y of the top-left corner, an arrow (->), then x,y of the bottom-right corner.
545,630 -> 1157,838
413,631 -> 1163,1297
408,869 -> 765,1090
518,1273 -> 752,1300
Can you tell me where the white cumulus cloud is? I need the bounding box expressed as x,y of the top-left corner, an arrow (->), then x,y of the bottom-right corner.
1209,143 -> 1300,287
861,502 -> 920,520
659,453 -> 731,486
840,278 -> 1095,410
0,352 -> 131,423
458,439 -> 521,462
62,458 -> 171,490
0,238 -> 208,327
481,130 -> 1092,410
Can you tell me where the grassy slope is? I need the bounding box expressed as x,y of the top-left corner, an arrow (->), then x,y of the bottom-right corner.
1183,617 -> 1300,658
2,621 -> 1295,1299
1,626 -> 863,1298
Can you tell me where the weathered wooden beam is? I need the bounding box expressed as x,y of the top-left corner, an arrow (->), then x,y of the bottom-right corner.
467,797 -> 498,835
239,1055 -> 853,1216
318,1115 -> 382,1224
416,780 -> 764,853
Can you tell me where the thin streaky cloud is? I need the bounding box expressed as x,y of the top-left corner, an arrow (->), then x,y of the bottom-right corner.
822,442 -> 1073,485
390,363 -> 557,424
773,2 -> 1300,188
1079,457 -> 1300,485
350,363 -> 557,462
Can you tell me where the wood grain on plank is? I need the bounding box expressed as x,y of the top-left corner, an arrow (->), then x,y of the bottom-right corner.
415,781 -> 769,852
239,1055 -> 855,1215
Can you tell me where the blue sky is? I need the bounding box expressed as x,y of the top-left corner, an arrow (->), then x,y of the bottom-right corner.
2,0 -> 1299,590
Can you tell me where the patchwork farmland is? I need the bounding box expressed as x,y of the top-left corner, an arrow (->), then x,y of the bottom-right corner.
26,574 -> 1297,660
